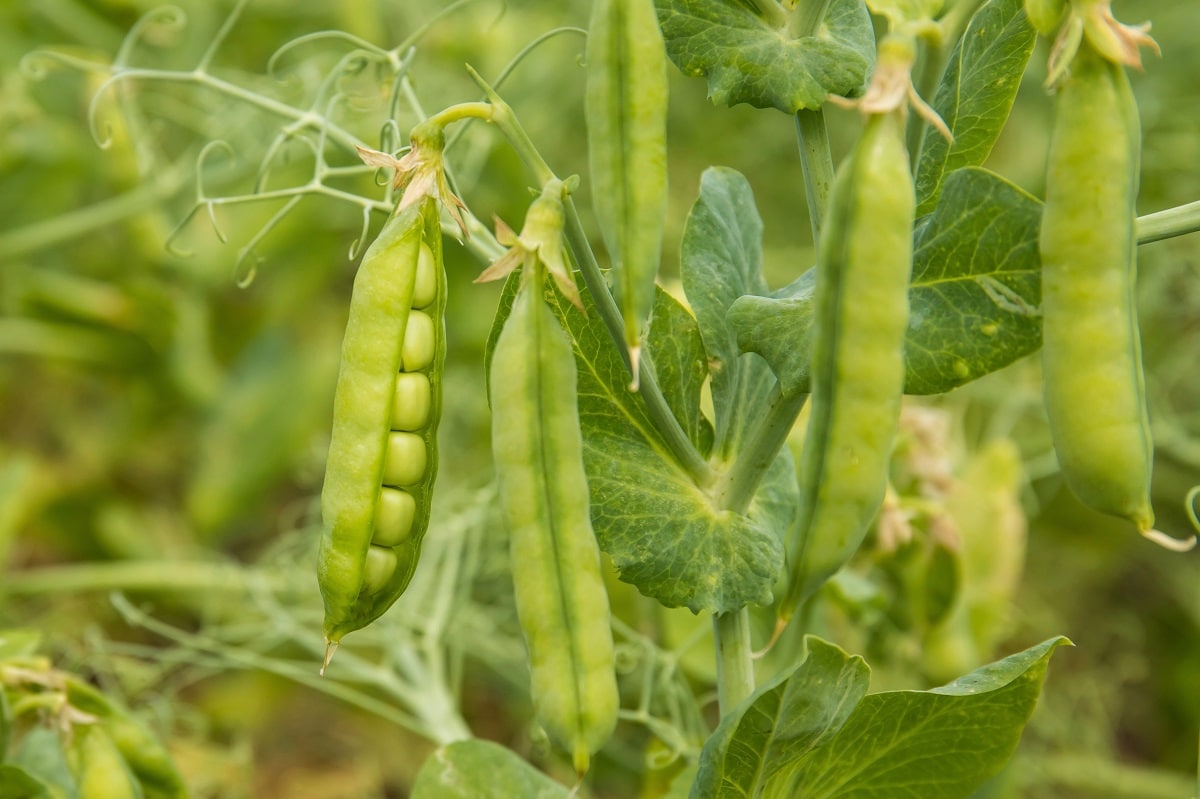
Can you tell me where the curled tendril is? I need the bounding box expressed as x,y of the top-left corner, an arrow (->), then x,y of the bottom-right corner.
1187,486 -> 1200,533
18,50 -> 109,81
195,140 -> 237,202
348,205 -> 374,261
114,5 -> 188,69
379,119 -> 403,158
396,0 -> 495,54
644,744 -> 681,771
255,128 -> 320,194
164,204 -> 204,257
266,30 -> 391,81
233,194 -> 305,288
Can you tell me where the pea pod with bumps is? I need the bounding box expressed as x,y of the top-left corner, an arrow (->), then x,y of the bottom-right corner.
489,263 -> 619,778
1038,17 -> 1193,551
779,36 -> 921,632
317,196 -> 448,660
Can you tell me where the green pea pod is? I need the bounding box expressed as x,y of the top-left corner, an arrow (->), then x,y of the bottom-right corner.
68,725 -> 145,799
1038,42 -> 1188,550
64,678 -> 186,799
318,197 -> 447,651
586,0 -> 668,382
490,273 -> 619,777
782,111 -> 915,623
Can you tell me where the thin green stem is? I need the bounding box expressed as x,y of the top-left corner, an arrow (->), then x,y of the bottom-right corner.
425,101 -> 494,130
713,610 -> 755,713
791,0 -> 833,38
794,110 -> 836,244
719,385 -> 809,515
0,561 -> 289,596
1137,200 -> 1200,244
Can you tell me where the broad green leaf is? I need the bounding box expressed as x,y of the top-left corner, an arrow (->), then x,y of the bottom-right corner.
785,637 -> 1071,798
410,740 -> 569,799
655,0 -> 874,113
552,284 -> 785,611
10,727 -> 73,799
691,637 -> 870,799
680,167 -> 777,461
731,167 -> 1042,396
914,0 -> 1037,216
486,274 -> 786,612
0,765 -> 53,799
646,289 -> 714,456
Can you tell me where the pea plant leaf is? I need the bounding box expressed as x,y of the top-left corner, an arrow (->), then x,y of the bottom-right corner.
647,288 -> 715,456
731,166 -> 1043,396
654,0 -> 875,113
691,637 -> 870,799
782,636 -> 1071,797
0,765 -> 53,799
681,166 -> 778,463
410,740 -> 569,799
914,0 -> 1037,216
551,283 -> 786,612
485,273 -> 787,613
690,636 -> 1070,798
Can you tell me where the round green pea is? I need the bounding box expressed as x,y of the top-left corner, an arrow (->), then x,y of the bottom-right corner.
374,487 -> 417,546
383,431 -> 427,487
362,544 -> 398,595
391,372 -> 432,431
413,243 -> 437,309
401,311 -> 436,371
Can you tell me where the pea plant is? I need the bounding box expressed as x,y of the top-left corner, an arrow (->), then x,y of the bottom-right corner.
7,0 -> 1200,796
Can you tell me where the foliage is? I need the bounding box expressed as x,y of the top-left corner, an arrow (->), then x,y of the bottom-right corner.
2,0 -> 1199,797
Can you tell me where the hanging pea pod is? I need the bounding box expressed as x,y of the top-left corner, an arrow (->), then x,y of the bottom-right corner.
1039,25 -> 1192,551
67,724 -> 146,799
779,35 -> 920,631
317,197 -> 449,656
489,265 -> 618,778
586,0 -> 669,386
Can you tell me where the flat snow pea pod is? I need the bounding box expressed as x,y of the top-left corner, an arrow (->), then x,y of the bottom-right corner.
318,197 -> 448,652
490,273 -> 619,777
585,0 -> 668,384
781,110 -> 915,624
1039,42 -> 1191,551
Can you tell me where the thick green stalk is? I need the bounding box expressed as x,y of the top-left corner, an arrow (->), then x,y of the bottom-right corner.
713,610 -> 755,713
1137,200 -> 1200,244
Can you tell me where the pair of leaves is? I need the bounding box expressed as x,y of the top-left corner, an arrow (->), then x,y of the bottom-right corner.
409,637 -> 1069,799
692,636 -> 1070,798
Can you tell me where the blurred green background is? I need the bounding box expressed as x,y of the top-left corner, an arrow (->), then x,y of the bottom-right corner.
1,1 -> 1197,797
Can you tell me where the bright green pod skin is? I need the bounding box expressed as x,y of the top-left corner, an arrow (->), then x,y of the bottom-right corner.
318,197 -> 446,645
784,112 -> 915,616
491,278 -> 619,777
586,0 -> 668,369
1040,43 -> 1153,531
69,725 -> 145,799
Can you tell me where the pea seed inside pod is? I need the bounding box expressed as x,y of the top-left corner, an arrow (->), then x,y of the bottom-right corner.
383,431 -> 427,487
390,372 -> 432,431
374,487 -> 417,546
401,311 -> 436,371
362,544 -> 398,595
413,244 -> 437,309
